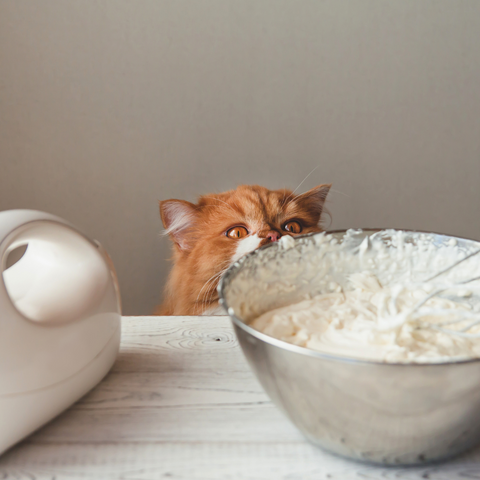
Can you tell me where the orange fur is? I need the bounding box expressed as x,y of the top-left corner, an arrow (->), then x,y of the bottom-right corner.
155,184 -> 331,315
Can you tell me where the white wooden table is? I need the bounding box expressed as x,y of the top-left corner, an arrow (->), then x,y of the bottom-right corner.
1,317 -> 480,479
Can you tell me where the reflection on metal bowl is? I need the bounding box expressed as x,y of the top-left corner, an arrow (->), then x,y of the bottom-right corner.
218,229 -> 480,465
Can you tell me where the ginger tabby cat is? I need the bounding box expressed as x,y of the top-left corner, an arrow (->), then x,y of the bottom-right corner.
156,184 -> 331,315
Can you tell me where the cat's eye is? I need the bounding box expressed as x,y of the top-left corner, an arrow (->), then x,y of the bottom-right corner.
283,221 -> 302,234
226,226 -> 248,239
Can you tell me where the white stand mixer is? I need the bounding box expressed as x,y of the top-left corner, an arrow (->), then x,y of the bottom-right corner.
0,210 -> 122,454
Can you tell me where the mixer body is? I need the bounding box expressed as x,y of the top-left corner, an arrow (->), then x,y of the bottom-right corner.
0,210 -> 122,454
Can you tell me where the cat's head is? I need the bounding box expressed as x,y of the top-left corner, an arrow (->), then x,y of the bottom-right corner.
161,183 -> 330,262
159,184 -> 330,314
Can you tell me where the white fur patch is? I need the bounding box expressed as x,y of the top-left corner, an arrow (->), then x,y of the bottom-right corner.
163,203 -> 194,236
200,234 -> 262,316
231,233 -> 262,263
279,235 -> 296,250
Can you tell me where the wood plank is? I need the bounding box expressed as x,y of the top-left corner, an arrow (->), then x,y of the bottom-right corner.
1,316 -> 480,479
22,316 -> 301,444
2,443 -> 480,480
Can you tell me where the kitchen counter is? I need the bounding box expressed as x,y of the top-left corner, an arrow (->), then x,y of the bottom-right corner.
1,316 -> 479,479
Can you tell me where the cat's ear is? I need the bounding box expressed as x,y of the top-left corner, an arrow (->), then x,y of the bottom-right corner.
160,199 -> 198,251
293,184 -> 331,220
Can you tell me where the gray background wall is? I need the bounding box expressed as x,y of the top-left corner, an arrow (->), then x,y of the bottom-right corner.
1,0 -> 479,315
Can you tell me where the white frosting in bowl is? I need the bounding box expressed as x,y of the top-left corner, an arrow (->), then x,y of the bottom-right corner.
238,230 -> 480,364
251,271 -> 480,362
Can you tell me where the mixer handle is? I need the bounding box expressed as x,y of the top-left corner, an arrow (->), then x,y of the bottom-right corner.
0,210 -> 114,325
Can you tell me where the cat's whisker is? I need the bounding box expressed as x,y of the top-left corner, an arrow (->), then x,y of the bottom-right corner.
286,165 -> 321,202
196,270 -> 224,305
328,188 -> 350,198
200,272 -> 226,313
201,277 -> 222,311
196,263 -> 231,313
289,191 -> 305,203
203,283 -> 226,312
203,266 -> 229,296
200,264 -> 231,310
196,282 -> 218,315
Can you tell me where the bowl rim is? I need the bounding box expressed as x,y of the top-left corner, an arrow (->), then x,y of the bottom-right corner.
218,227 -> 480,368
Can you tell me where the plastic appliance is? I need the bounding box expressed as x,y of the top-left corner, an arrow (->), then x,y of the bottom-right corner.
0,210 -> 121,454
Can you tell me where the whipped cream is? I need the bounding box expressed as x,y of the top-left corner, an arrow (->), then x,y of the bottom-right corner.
251,271 -> 480,362
233,230 -> 480,363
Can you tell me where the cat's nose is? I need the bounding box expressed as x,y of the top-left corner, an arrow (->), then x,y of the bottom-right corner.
266,231 -> 281,242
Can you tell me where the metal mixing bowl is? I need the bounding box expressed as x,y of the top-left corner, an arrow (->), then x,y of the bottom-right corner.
218,229 -> 480,465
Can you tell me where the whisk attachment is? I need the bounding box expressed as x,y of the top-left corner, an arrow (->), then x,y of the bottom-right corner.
406,249 -> 480,339
423,248 -> 480,282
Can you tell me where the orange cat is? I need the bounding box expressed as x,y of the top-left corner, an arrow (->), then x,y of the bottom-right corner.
156,184 -> 331,315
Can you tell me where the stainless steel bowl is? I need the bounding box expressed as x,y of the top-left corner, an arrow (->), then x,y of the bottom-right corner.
218,229 -> 480,465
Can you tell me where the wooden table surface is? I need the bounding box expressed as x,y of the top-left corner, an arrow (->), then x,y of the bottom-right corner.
1,316 -> 480,479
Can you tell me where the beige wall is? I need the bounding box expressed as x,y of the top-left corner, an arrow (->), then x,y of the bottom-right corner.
1,1 -> 479,314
